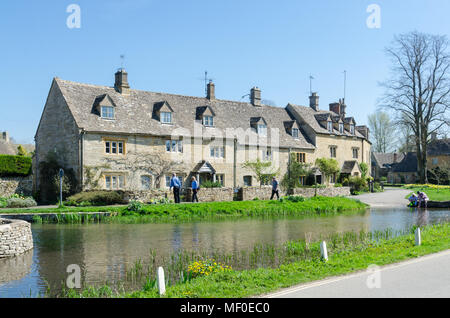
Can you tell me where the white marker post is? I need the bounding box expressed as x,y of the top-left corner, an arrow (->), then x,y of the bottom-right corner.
157,267 -> 166,296
415,228 -> 421,246
320,241 -> 328,261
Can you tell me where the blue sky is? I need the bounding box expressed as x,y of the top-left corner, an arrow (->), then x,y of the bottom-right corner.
0,0 -> 449,143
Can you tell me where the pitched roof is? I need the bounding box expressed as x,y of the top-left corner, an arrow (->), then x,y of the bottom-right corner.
54,78 -> 315,149
428,138 -> 450,156
391,152 -> 417,173
287,104 -> 365,138
372,152 -> 406,169
341,160 -> 360,174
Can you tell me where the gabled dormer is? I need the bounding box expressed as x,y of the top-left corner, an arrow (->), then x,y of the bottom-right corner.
153,101 -> 174,124
331,115 -> 344,133
314,113 -> 332,133
284,120 -> 301,138
250,117 -> 267,136
93,94 -> 116,119
344,117 -> 356,135
196,106 -> 216,127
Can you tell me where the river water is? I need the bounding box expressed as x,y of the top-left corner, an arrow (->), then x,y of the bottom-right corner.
0,207 -> 449,297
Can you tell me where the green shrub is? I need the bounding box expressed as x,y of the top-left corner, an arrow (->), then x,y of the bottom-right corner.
334,183 -> 343,188
66,191 -> 125,206
349,176 -> 367,192
201,181 -> 223,188
0,155 -> 32,177
127,200 -> 144,212
6,197 -> 37,208
0,197 -> 7,208
284,195 -> 305,203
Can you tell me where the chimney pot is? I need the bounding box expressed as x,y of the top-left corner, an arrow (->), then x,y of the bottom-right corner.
207,81 -> 215,100
251,87 -> 261,106
309,93 -> 319,111
114,69 -> 130,95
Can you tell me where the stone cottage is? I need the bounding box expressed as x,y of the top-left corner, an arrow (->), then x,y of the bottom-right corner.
34,69 -> 371,193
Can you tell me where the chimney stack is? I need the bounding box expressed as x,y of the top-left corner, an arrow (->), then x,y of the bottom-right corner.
309,92 -> 319,111
330,99 -> 346,118
393,152 -> 398,163
1,131 -> 9,143
114,69 -> 130,95
251,87 -> 261,106
207,80 -> 215,100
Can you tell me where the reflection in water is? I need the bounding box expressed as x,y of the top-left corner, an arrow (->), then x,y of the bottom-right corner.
0,250 -> 33,284
0,208 -> 448,297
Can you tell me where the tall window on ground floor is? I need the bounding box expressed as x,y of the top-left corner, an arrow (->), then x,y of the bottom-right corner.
299,176 -> 305,186
217,174 -> 225,186
141,175 -> 151,190
243,176 -> 252,187
330,173 -> 337,184
105,175 -> 125,190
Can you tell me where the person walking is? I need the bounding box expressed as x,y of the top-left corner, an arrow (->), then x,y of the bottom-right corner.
170,173 -> 181,203
191,176 -> 199,203
270,176 -> 280,200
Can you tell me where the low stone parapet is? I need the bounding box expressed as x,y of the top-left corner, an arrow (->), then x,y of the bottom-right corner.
185,187 -> 234,202
0,176 -> 33,197
0,218 -> 33,258
292,186 -> 351,198
122,189 -> 175,203
237,186 -> 276,201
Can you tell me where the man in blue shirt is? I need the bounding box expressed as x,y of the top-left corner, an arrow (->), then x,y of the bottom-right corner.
270,176 -> 280,200
191,176 -> 199,202
170,173 -> 181,203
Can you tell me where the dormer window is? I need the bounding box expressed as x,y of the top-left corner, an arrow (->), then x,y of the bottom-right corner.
350,124 -> 355,135
203,115 -> 214,127
327,121 -> 333,132
292,128 -> 299,138
258,124 -> 267,136
101,106 -> 115,119
339,123 -> 344,134
161,112 -> 172,124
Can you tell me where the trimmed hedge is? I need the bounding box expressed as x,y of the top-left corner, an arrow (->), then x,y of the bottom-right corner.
66,191 -> 126,206
0,155 -> 32,177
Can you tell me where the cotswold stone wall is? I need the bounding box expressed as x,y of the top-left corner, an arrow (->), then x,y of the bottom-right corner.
0,218 -> 33,258
122,190 -> 175,203
238,186 -> 275,201
292,186 -> 351,198
185,187 -> 234,202
0,176 -> 33,198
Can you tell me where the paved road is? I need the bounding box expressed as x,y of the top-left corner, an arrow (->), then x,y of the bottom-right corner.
349,187 -> 411,208
265,250 -> 450,298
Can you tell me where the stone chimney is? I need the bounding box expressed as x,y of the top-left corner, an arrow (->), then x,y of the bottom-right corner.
114,69 -> 130,95
340,98 -> 346,118
1,131 -> 9,143
309,92 -> 319,111
393,152 -> 398,163
251,87 -> 261,107
207,81 -> 215,100
356,125 -> 369,140
329,102 -> 341,115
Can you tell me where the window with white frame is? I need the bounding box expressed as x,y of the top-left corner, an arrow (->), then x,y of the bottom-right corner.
350,124 -> 355,135
141,175 -> 151,190
339,123 -> 344,134
203,116 -> 214,127
101,106 -> 115,119
105,140 -> 125,155
166,140 -> 183,153
292,128 -> 299,138
217,174 -> 225,186
330,146 -> 337,158
210,146 -> 225,158
258,124 -> 267,136
352,148 -> 359,159
262,149 -> 272,161
160,112 -> 172,124
165,175 -> 171,188
327,121 -> 333,132
105,175 -> 125,190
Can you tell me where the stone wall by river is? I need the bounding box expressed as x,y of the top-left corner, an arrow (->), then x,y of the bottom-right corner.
0,218 -> 33,258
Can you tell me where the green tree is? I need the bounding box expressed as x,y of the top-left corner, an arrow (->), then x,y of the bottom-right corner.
368,111 -> 396,153
359,162 -> 369,178
315,158 -> 340,185
17,145 -> 28,157
281,154 -> 313,191
242,158 -> 279,187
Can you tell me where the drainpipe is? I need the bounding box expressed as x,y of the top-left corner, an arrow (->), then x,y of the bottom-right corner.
288,147 -> 292,195
80,129 -> 85,191
233,138 -> 237,188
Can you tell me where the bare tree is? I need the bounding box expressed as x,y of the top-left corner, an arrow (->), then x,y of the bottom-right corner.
103,151 -> 187,189
380,32 -> 450,183
368,111 -> 396,152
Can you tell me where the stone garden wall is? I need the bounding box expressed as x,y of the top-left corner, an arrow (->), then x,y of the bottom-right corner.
292,186 -> 351,198
237,186 -> 275,201
0,176 -> 33,198
0,218 -> 33,258
122,189 -> 175,203
185,187 -> 234,202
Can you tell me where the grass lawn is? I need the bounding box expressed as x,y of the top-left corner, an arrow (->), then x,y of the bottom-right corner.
403,185 -> 450,201
59,222 -> 450,298
0,196 -> 368,223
